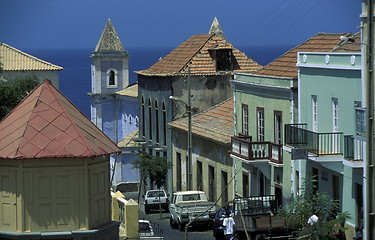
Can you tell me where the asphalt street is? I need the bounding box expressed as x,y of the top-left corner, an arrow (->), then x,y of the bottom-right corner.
124,191 -> 216,240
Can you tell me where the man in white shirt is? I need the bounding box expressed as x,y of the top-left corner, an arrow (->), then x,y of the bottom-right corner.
223,213 -> 235,240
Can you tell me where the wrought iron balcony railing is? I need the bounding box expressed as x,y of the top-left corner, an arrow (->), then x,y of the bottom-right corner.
231,135 -> 282,164
285,124 -> 343,156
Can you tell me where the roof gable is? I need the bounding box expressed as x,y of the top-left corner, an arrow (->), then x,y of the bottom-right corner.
254,32 -> 361,79
0,42 -> 63,71
0,80 -> 121,159
136,34 -> 261,76
169,98 -> 234,144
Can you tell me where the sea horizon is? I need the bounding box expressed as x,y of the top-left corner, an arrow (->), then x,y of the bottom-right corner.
26,45 -> 293,117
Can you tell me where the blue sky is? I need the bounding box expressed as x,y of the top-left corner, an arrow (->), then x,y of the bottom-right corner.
1,0 -> 361,50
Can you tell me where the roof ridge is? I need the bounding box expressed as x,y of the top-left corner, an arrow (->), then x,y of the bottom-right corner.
13,82 -> 45,158
44,80 -> 96,157
0,42 -> 63,70
178,34 -> 214,73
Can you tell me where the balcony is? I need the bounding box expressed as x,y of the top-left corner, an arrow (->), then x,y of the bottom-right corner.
344,135 -> 364,161
230,135 -> 282,164
285,124 -> 343,156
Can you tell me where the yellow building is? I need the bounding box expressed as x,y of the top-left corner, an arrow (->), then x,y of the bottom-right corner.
0,42 -> 62,88
0,80 -> 121,239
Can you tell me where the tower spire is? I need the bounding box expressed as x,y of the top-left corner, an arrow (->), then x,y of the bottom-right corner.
94,19 -> 125,53
209,17 -> 226,40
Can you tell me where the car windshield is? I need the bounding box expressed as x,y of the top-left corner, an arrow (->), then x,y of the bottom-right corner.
147,191 -> 165,197
139,222 -> 151,233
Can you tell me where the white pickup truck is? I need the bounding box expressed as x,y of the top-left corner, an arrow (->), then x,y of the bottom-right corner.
169,191 -> 216,231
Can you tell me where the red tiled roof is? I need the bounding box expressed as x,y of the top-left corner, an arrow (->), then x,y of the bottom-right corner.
254,32 -> 361,79
136,34 -> 261,76
0,80 -> 121,159
169,98 -> 234,144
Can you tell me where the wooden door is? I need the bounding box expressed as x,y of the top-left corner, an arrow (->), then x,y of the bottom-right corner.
0,169 -> 16,231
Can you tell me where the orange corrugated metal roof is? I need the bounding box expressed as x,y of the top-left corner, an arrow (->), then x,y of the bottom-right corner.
0,42 -> 63,71
136,34 -> 261,76
254,32 -> 361,79
169,98 -> 234,144
0,80 -> 121,159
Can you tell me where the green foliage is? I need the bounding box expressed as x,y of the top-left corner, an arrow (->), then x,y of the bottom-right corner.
132,151 -> 173,189
0,73 -> 39,121
280,176 -> 350,239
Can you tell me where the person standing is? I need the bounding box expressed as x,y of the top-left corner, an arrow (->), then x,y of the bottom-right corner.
223,213 -> 235,240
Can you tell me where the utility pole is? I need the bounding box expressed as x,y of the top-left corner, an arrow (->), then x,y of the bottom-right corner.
187,66 -> 192,191
365,0 -> 375,239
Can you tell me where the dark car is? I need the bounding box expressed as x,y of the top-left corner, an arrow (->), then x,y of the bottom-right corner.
213,207 -> 232,240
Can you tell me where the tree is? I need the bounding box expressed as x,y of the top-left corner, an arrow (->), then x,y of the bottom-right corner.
132,151 -> 172,190
0,73 -> 39,121
280,176 -> 349,240
132,151 -> 173,218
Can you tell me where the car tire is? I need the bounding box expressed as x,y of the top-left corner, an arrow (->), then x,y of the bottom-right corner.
145,206 -> 150,214
178,221 -> 185,231
170,218 -> 177,229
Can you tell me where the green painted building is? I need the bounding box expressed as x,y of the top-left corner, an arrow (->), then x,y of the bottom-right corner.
231,32 -> 363,219
287,32 -> 363,235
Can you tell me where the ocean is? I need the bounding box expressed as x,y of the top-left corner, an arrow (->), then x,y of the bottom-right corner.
27,46 -> 291,117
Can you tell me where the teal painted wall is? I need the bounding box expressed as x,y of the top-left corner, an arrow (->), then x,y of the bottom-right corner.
299,65 -> 362,134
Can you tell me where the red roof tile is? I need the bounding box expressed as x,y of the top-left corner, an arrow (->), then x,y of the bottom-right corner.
255,32 -> 361,79
169,98 -> 234,144
136,34 -> 261,76
0,80 -> 121,159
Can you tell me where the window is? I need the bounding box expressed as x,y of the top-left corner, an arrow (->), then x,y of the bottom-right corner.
221,171 -> 228,206
162,102 -> 167,146
257,107 -> 264,141
355,101 -> 365,135
274,111 -> 282,144
312,95 -> 318,132
208,166 -> 215,202
148,98 -> 152,141
106,69 -> 118,88
129,115 -> 132,124
176,152 -> 182,191
242,104 -> 249,135
197,161 -> 203,191
141,97 -> 145,137
242,172 -> 249,197
215,49 -> 232,71
155,100 -> 159,143
332,98 -> 339,132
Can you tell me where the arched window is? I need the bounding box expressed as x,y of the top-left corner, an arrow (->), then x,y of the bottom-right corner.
141,97 -> 145,137
155,99 -> 159,143
129,114 -> 133,124
148,98 -> 152,141
106,68 -> 118,88
162,102 -> 167,147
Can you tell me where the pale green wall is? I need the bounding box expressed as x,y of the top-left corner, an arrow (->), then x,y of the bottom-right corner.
233,73 -> 294,201
299,54 -> 362,134
297,52 -> 363,228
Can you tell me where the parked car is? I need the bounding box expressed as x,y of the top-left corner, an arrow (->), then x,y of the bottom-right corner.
143,189 -> 169,214
139,219 -> 154,237
169,190 -> 216,231
213,207 -> 232,240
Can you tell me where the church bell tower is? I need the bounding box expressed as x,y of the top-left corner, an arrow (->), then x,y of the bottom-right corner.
90,19 -> 129,141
